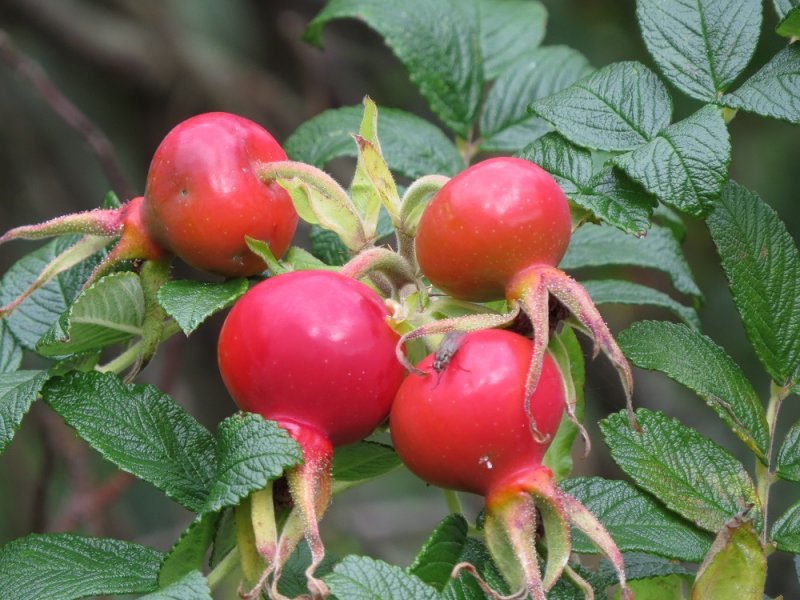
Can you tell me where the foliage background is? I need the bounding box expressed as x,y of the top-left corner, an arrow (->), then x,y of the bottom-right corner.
0,0 -> 797,596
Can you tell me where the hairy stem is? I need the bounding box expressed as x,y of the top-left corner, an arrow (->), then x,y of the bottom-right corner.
756,381 -> 789,544
206,546 -> 240,592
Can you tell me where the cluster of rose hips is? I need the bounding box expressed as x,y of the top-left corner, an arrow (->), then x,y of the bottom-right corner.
1,111 -> 634,600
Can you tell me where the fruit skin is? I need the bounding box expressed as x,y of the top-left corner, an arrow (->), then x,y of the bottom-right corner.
415,157 -> 571,302
144,112 -> 298,277
217,270 -> 405,447
390,329 -> 565,497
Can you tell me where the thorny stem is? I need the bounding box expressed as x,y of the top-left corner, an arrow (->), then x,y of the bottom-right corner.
207,546 -> 240,592
756,381 -> 789,544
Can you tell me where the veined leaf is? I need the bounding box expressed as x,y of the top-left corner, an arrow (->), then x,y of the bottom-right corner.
614,105 -> 731,216
481,46 -> 594,152
636,0 -> 762,101
332,441 -> 401,482
305,0 -> 483,137
157,279 -> 248,336
707,182 -> 800,386
530,61 -> 671,151
159,513 -> 220,586
774,0 -> 799,20
0,370 -> 48,455
0,236 -> 103,351
478,0 -> 547,79
0,533 -> 162,600
409,514 -> 470,591
44,371 -> 217,512
36,272 -> 144,357
309,225 -> 349,266
0,320 -> 22,373
285,106 -> 463,179
203,413 -> 302,513
601,409 -> 762,533
618,321 -> 769,459
562,224 -> 702,298
583,280 -> 700,329
325,555 -> 440,600
777,420 -> 800,482
724,45 -> 800,125
141,571 -> 212,600
519,135 -> 656,235
561,477 -> 711,562
772,500 -> 800,552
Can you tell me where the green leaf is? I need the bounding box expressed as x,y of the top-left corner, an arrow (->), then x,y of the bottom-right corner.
772,500 -> 800,552
777,6 -> 800,36
324,555 -> 440,600
613,105 -> 731,216
285,106 -> 463,179
209,509 -> 236,568
283,246 -> 331,271
518,132 -> 593,197
571,168 -> 657,236
332,441 -> 401,482
777,420 -> 800,481
157,278 -> 249,336
0,533 -> 162,600
480,46 -> 594,152
409,514 -> 470,591
0,236 -> 103,351
774,0 -> 799,20
626,575 -> 694,600
441,537 -> 509,600
276,541 -> 337,598
203,413 -> 302,513
636,0 -> 762,101
35,272 -> 144,357
562,224 -> 702,298
44,371 -> 217,512
478,0 -> 547,79
724,45 -> 800,125
142,571 -> 212,600
583,280 -> 700,329
0,320 -> 22,373
600,552 -> 696,581
600,409 -> 762,533
543,326 -> 586,479
707,182 -> 800,385
309,225 -> 349,266
618,321 -> 769,459
530,61 -> 672,151
692,517 -> 766,600
159,513 -> 220,586
305,0 -> 483,138
0,370 -> 48,455
560,477 -> 711,561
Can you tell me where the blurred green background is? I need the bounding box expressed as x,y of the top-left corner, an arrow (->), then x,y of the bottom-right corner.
0,0 -> 798,597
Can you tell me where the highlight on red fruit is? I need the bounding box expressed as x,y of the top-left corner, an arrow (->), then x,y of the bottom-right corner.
144,112 -> 298,277
217,269 -> 405,599
390,329 -> 630,600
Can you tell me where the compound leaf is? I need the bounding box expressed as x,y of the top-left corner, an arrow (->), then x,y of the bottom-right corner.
777,420 -> 800,482
332,441 -> 401,482
141,571 -> 212,600
325,555 -> 440,600
583,280 -> 700,329
478,0 -> 547,79
0,320 -> 22,373
0,370 -> 48,455
772,500 -> 800,553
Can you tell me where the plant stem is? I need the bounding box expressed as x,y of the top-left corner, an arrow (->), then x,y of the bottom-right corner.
756,381 -> 789,544
444,489 -> 463,514
207,546 -> 240,592
95,321 -> 181,375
